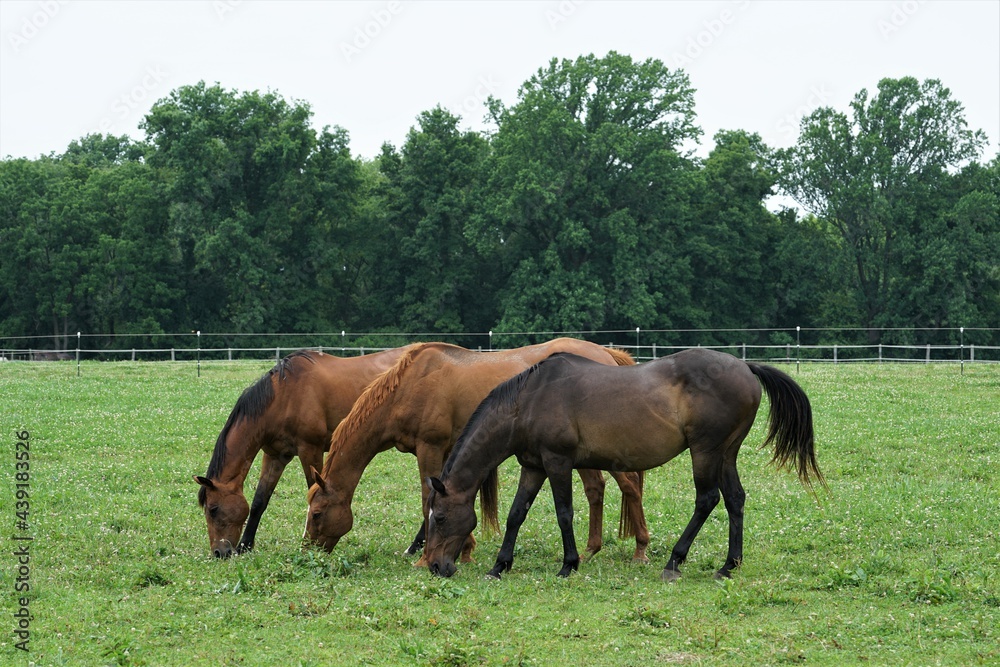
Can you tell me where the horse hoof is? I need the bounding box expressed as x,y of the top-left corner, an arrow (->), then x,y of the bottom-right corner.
661,568 -> 681,582
713,570 -> 733,581
484,572 -> 502,581
633,555 -> 650,565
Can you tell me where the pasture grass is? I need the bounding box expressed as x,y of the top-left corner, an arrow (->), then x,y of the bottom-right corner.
1,360 -> 998,666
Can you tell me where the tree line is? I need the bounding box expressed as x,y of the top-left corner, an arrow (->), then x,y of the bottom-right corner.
1,53 -> 997,352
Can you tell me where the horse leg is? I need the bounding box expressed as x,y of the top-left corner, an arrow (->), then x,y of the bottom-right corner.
609,471 -> 651,564
238,451 -> 292,554
487,466 -> 547,580
404,521 -> 426,557
576,469 -> 605,557
661,455 -> 721,582
546,462 -> 581,578
716,461 -> 746,580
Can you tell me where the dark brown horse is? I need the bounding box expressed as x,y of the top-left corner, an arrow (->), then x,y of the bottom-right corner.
425,349 -> 823,580
195,347 -> 412,558
305,339 -> 650,565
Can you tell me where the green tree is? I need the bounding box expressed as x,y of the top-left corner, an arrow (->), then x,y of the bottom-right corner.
779,77 -> 988,341
685,130 -> 781,335
141,82 -> 361,336
473,52 -> 700,341
374,107 -> 491,338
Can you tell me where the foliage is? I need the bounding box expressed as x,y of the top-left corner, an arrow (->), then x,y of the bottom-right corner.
1,68 -> 998,349
778,77 -> 993,341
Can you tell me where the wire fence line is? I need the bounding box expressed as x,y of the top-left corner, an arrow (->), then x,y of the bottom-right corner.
1,327 -> 997,365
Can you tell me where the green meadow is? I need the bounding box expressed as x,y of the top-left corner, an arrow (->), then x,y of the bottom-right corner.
1,360 -> 997,666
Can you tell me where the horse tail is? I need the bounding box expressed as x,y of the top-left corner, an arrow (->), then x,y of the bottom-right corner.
478,466 -> 501,534
607,347 -> 636,366
617,470 -> 645,539
747,363 -> 825,489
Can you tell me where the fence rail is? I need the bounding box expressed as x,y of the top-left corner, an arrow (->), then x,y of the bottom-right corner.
2,335 -> 998,365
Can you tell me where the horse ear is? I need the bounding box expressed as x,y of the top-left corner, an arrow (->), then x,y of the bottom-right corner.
310,467 -> 327,492
194,475 -> 215,489
428,477 -> 447,496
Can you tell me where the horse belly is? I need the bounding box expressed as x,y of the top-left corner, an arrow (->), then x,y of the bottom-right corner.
573,418 -> 686,472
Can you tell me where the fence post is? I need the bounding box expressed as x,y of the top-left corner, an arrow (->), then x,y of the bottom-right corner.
171,348 -> 175,362
132,348 -> 136,362
741,343 -> 746,361
970,344 -> 975,363
228,348 -> 232,361
76,331 -> 81,377
960,327 -> 964,376
796,326 -> 801,374
833,344 -> 838,364
197,331 -> 201,378
879,343 -> 883,363
926,343 -> 931,363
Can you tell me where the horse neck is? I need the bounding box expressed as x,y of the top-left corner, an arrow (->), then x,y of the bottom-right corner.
214,416 -> 269,485
319,398 -> 395,503
445,402 -> 519,499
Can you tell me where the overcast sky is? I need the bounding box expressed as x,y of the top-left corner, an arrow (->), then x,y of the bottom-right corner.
1,0 -> 998,163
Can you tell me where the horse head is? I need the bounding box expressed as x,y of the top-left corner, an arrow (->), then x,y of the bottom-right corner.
424,476 -> 478,578
195,476 -> 249,559
304,467 -> 354,552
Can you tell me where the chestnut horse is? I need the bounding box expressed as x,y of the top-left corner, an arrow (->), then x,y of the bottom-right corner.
305,339 -> 649,565
194,346 -> 412,558
425,349 -> 823,581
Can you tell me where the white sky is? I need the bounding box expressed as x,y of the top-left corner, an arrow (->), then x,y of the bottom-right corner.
1,0 -> 998,163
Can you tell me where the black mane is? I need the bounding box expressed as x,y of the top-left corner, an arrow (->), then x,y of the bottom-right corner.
198,350 -> 317,505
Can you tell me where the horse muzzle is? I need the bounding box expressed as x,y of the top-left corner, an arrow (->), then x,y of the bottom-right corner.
212,540 -> 236,559
428,559 -> 456,578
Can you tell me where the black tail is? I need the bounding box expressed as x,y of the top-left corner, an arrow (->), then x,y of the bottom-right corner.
747,363 -> 825,488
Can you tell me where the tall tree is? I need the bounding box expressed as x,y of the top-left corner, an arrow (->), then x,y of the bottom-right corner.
374,107 -> 491,337
778,77 -> 987,341
141,82 -> 361,335
472,52 -> 700,341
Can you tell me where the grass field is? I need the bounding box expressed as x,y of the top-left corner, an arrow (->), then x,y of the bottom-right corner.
1,359 -> 998,666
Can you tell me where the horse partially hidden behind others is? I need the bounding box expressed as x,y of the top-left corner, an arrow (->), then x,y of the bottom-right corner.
424,349 -> 824,581
305,339 -> 650,565
195,347 -> 412,558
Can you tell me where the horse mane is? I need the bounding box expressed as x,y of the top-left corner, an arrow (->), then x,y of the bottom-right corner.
607,346 -> 635,366
320,345 -> 423,476
199,350 -> 318,506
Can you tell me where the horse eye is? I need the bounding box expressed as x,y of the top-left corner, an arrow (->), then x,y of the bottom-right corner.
208,506 -> 220,518
311,512 -> 321,523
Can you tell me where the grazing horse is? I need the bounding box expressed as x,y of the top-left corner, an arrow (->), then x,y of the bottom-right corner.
424,349 -> 823,581
194,347 -> 412,558
305,339 -> 649,565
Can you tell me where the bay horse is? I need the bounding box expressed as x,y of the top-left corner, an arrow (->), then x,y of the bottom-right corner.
424,349 -> 823,581
194,346 -> 413,558
305,339 -> 649,565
